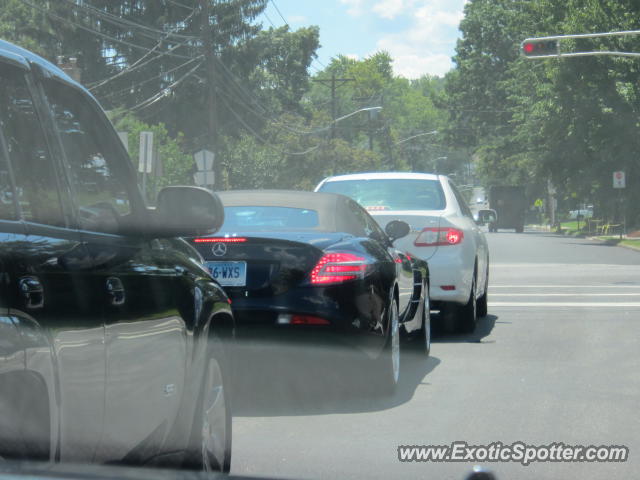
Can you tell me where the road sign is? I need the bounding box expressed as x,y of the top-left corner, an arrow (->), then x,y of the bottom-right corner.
138,131 -> 154,173
613,171 -> 626,189
194,149 -> 214,171
194,170 -> 215,187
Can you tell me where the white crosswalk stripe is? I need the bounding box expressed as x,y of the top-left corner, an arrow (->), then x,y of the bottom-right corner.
488,284 -> 640,308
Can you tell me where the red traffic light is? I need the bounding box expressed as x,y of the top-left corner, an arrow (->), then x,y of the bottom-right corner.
521,40 -> 559,57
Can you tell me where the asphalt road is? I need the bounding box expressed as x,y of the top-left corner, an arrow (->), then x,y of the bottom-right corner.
230,231 -> 640,480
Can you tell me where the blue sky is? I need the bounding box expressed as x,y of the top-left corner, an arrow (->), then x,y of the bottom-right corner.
260,0 -> 468,78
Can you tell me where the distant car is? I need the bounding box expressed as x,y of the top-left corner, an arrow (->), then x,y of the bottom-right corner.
315,172 -> 490,333
187,190 -> 431,392
569,207 -> 593,220
0,40 -> 233,472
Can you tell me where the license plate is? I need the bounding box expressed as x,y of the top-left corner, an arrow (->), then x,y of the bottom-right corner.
206,261 -> 247,287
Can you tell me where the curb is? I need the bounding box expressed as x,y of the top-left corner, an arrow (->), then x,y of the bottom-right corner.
586,236 -> 640,253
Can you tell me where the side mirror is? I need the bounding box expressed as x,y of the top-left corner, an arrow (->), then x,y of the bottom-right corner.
385,220 -> 411,242
476,209 -> 497,226
153,186 -> 224,237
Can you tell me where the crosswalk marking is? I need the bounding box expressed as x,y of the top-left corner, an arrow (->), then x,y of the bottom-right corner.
489,302 -> 640,308
491,285 -> 640,288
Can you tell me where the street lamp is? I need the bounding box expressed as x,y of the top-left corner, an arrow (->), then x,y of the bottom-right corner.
329,106 -> 382,141
332,106 -> 383,124
394,130 -> 438,145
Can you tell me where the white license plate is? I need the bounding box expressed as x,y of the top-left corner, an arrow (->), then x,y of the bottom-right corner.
206,261 -> 247,287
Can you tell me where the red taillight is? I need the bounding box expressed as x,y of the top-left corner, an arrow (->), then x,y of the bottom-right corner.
291,315 -> 330,325
414,228 -> 464,247
194,237 -> 247,243
310,253 -> 367,285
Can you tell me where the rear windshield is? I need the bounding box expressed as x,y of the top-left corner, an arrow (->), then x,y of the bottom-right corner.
318,179 -> 446,211
222,206 -> 319,230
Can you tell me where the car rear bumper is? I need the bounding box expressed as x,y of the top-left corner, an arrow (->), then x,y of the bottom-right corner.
225,282 -> 387,358
416,249 -> 472,305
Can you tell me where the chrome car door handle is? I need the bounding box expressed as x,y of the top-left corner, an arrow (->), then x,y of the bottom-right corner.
19,276 -> 44,310
106,277 -> 126,306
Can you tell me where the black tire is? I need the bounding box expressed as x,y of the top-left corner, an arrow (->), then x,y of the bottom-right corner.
477,268 -> 489,318
420,288 -> 431,356
184,334 -> 232,473
515,225 -> 524,233
456,274 -> 478,334
378,298 -> 400,394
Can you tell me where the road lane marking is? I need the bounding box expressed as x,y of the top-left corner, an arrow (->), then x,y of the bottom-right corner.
489,302 -> 640,307
491,264 -> 638,268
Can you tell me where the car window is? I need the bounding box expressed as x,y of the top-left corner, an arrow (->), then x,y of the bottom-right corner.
0,67 -> 66,227
43,81 -> 133,234
346,198 -> 388,241
319,179 -> 446,211
222,206 -> 319,230
0,144 -> 16,221
449,182 -> 474,219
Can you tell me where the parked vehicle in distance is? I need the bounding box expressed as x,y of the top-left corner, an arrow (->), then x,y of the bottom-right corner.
315,172 -> 489,334
569,205 -> 594,220
187,190 -> 431,393
488,185 -> 527,233
0,40 -> 233,472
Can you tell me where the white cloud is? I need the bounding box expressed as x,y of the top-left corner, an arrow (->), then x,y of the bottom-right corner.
374,0 -> 466,77
339,0 -> 367,17
372,0 -> 405,20
288,14 -> 308,24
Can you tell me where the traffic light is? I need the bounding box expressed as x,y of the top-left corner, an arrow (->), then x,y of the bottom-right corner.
521,40 -> 559,58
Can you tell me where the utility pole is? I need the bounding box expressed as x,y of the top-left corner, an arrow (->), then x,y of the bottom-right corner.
199,0 -> 222,190
313,74 -> 355,138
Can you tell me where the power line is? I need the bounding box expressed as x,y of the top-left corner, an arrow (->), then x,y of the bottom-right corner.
18,0 -> 192,59
96,55 -> 204,101
265,0 -> 325,73
86,7 -> 200,91
270,0 -> 288,27
218,94 -> 322,156
126,60 -> 203,112
88,40 -> 198,91
60,0 -> 197,42
166,0 -> 195,11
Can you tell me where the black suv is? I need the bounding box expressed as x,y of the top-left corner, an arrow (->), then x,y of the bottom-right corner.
0,40 -> 233,471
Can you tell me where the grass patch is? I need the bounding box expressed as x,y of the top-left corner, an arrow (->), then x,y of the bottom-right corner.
620,239 -> 640,250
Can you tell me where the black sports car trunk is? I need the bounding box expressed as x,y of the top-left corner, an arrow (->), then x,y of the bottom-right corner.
189,232 -> 350,298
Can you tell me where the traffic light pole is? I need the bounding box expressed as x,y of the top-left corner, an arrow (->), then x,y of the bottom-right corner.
522,30 -> 640,59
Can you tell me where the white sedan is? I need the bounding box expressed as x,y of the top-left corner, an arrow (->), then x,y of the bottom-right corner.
315,172 -> 490,333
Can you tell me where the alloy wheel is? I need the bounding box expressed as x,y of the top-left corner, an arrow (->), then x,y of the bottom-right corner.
201,357 -> 228,472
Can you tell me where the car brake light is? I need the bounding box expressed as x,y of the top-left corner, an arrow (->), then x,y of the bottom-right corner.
414,228 -> 464,247
291,315 -> 330,325
194,237 -> 247,243
310,253 -> 367,284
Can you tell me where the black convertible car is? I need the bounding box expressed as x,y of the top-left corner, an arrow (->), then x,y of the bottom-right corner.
188,190 -> 431,392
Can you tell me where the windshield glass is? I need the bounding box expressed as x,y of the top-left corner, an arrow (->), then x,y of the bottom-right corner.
222,206 -> 319,230
319,179 -> 446,211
